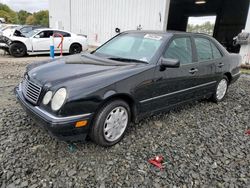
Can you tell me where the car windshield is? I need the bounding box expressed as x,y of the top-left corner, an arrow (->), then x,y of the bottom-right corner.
94,33 -> 164,63
25,29 -> 41,37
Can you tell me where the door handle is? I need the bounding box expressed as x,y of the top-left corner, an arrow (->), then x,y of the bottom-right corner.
189,68 -> 198,74
217,63 -> 224,68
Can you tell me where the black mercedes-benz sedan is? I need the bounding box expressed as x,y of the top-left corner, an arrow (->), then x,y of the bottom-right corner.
15,30 -> 241,146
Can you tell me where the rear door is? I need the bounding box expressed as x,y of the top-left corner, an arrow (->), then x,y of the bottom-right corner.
192,36 -> 219,96
53,30 -> 72,52
209,40 -> 224,79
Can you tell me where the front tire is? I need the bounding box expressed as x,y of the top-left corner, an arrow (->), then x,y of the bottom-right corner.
9,43 -> 27,57
69,43 -> 82,54
90,100 -> 131,147
211,76 -> 228,102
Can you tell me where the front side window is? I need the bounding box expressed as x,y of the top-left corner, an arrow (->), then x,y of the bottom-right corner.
164,37 -> 192,65
37,31 -> 53,38
94,33 -> 164,63
194,37 -> 213,61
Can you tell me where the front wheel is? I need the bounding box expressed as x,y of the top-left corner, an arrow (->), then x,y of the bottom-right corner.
90,100 -> 131,147
9,43 -> 27,57
211,77 -> 228,102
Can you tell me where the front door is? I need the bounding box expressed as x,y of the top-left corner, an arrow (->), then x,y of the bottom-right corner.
32,30 -> 54,52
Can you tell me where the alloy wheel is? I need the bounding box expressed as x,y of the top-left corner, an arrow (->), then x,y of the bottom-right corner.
103,106 -> 128,142
216,79 -> 228,100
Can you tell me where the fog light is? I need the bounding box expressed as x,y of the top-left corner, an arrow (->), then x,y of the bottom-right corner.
75,120 -> 88,128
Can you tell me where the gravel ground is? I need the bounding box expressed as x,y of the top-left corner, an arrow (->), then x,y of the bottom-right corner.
0,54 -> 250,187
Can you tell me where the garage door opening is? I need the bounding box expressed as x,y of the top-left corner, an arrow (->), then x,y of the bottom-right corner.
167,0 -> 250,53
187,16 -> 216,36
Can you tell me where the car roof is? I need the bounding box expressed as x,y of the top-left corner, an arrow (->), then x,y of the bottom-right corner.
124,30 -> 212,37
35,28 -> 71,33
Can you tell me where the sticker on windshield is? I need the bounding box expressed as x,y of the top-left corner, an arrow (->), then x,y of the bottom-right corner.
144,34 -> 162,40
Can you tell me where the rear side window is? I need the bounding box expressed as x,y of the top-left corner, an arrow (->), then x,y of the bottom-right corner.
194,37 -> 213,61
210,42 -> 222,59
164,37 -> 192,65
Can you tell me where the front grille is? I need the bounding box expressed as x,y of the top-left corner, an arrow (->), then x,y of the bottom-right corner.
22,77 -> 42,105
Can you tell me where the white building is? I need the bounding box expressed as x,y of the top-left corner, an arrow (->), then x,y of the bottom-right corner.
49,0 -> 170,46
49,0 -> 250,61
239,5 -> 250,65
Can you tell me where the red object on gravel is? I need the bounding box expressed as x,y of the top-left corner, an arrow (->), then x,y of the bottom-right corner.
245,130 -> 250,135
148,155 -> 165,170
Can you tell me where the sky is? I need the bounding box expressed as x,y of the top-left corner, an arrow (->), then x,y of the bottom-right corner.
0,0 -> 48,12
188,16 -> 217,25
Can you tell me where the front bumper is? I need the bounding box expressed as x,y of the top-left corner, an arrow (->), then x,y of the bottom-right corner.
0,42 -> 9,51
15,85 -> 93,141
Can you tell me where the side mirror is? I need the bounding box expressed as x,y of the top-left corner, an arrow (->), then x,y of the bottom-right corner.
34,35 -> 40,39
160,58 -> 180,71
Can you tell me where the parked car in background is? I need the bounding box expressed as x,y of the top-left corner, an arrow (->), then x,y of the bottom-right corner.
2,28 -> 88,57
15,31 -> 241,146
0,18 -> 6,23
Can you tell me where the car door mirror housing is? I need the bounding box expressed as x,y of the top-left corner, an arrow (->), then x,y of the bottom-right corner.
160,58 -> 180,70
34,35 -> 40,39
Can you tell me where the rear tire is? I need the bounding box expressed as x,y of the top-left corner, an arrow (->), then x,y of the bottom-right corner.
90,100 -> 131,147
9,43 -> 27,57
69,43 -> 82,54
211,76 -> 228,103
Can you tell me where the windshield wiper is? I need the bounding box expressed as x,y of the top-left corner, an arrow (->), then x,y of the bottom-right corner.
108,57 -> 148,64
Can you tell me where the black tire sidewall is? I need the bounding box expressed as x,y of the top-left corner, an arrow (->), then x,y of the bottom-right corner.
90,100 -> 131,147
69,43 -> 82,54
213,76 -> 229,102
10,43 -> 26,57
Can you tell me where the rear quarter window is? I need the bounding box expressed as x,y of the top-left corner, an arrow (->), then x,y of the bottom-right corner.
210,41 -> 222,59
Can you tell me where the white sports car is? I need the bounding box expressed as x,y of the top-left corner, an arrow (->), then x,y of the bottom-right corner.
1,28 -> 88,57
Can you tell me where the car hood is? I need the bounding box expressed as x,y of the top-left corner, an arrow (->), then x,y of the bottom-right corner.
27,53 -> 145,87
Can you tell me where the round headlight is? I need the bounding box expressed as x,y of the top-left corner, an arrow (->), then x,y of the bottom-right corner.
42,91 -> 53,105
51,88 -> 67,111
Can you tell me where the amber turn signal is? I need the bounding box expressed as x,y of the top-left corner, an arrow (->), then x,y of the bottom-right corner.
75,120 -> 88,128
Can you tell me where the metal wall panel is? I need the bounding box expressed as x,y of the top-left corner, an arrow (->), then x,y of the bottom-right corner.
49,0 -> 170,46
49,0 -> 71,31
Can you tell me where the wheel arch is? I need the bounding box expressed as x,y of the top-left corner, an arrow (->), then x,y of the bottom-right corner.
10,41 -> 27,49
70,42 -> 82,48
96,93 -> 137,123
224,72 -> 232,84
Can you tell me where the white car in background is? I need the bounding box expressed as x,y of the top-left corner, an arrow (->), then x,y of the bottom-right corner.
0,18 -> 5,23
5,28 -> 88,57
